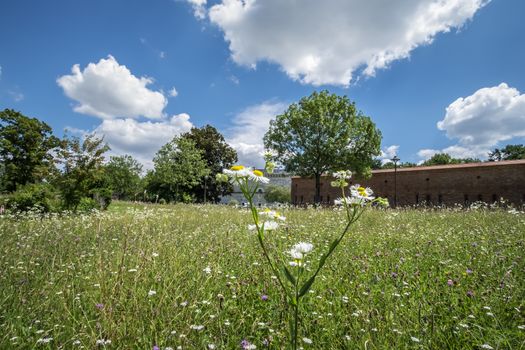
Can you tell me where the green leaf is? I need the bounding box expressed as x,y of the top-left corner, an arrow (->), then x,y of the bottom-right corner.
298,275 -> 316,297
283,266 -> 296,285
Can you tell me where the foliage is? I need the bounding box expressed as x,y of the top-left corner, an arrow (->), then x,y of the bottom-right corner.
76,197 -> 99,212
3,183 -> 59,212
488,144 -> 525,161
264,90 -> 381,203
181,125 -> 237,203
56,134 -> 111,211
147,137 -> 210,203
421,153 -> 481,166
105,155 -> 143,200
263,185 -> 291,203
0,109 -> 61,192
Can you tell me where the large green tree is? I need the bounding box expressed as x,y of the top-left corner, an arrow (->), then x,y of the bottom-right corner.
56,134 -> 110,210
0,109 -> 61,191
264,91 -> 382,203
147,137 -> 210,203
105,155 -> 143,200
181,125 -> 237,203
488,144 -> 525,161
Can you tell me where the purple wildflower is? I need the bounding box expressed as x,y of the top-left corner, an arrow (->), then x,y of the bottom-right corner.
390,272 -> 398,278
261,294 -> 269,301
466,269 -> 473,274
95,303 -> 104,310
447,279 -> 454,286
153,346 -> 160,350
467,290 -> 474,297
241,339 -> 255,349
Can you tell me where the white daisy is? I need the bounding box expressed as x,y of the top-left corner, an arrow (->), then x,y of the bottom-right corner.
350,184 -> 375,201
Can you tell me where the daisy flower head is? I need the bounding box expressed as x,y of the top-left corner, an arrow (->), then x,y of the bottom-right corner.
350,184 -> 375,201
223,165 -> 251,180
289,242 -> 314,266
262,221 -> 279,231
335,196 -> 365,207
260,208 -> 286,221
249,169 -> 270,183
333,170 -> 352,180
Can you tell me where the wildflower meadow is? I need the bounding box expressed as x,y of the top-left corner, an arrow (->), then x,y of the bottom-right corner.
1,200 -> 524,349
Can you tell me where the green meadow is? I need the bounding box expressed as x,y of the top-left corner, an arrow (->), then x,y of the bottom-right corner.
1,204 -> 524,349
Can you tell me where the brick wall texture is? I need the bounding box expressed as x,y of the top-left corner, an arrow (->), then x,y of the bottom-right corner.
291,160 -> 525,207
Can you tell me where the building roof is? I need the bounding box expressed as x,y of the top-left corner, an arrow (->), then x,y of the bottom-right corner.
290,159 -> 525,178
373,159 -> 525,173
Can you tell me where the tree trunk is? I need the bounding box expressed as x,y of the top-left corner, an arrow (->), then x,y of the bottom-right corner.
314,173 -> 321,204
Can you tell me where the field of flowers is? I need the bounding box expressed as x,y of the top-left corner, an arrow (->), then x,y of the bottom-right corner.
0,203 -> 524,349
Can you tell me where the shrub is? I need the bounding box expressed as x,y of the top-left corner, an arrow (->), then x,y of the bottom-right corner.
76,197 -> 99,212
5,183 -> 59,212
264,185 -> 291,203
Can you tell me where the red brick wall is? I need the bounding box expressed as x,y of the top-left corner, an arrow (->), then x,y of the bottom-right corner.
291,160 -> 525,207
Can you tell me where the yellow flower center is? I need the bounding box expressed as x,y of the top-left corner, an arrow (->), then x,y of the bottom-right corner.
253,169 -> 264,177
358,187 -> 367,196
230,165 -> 245,171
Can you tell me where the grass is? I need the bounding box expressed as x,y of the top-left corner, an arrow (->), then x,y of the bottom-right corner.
0,203 -> 524,349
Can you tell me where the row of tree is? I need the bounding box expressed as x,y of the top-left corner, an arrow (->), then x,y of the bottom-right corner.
3,90 -> 522,210
372,145 -> 525,170
0,109 -> 238,211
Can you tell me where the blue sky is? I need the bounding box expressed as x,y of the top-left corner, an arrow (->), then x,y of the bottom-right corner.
1,0 -> 524,168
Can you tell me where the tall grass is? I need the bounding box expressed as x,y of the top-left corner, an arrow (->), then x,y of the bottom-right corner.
0,204 -> 524,349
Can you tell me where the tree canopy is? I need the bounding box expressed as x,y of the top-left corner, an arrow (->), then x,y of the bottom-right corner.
488,144 -> 525,161
264,90 -> 381,203
180,125 -> 237,203
146,136 -> 210,203
0,109 -> 61,191
105,155 -> 143,200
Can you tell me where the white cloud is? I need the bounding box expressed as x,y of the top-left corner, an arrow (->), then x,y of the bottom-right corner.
57,55 -> 167,120
169,87 -> 178,97
226,101 -> 287,168
417,148 -> 439,160
379,145 -> 400,164
186,0 -> 207,19
94,113 -> 193,168
8,90 -> 24,102
418,83 -> 525,161
207,0 -> 489,86
0,65 -> 2,79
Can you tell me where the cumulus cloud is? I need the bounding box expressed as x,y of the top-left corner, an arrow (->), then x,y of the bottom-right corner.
206,0 -> 488,86
57,55 -> 167,120
379,145 -> 400,164
94,114 -> 194,168
226,101 -> 287,168
418,83 -> 525,161
186,0 -> 207,19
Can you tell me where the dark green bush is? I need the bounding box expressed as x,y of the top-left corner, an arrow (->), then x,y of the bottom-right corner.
76,197 -> 99,212
5,183 -> 59,212
264,185 -> 291,204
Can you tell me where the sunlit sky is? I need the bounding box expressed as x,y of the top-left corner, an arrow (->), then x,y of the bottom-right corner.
1,0 -> 524,168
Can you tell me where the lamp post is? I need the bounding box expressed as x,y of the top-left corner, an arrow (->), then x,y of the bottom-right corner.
391,155 -> 400,208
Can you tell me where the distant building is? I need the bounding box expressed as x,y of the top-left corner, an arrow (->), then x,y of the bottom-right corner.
291,159 -> 525,207
221,170 -> 291,205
